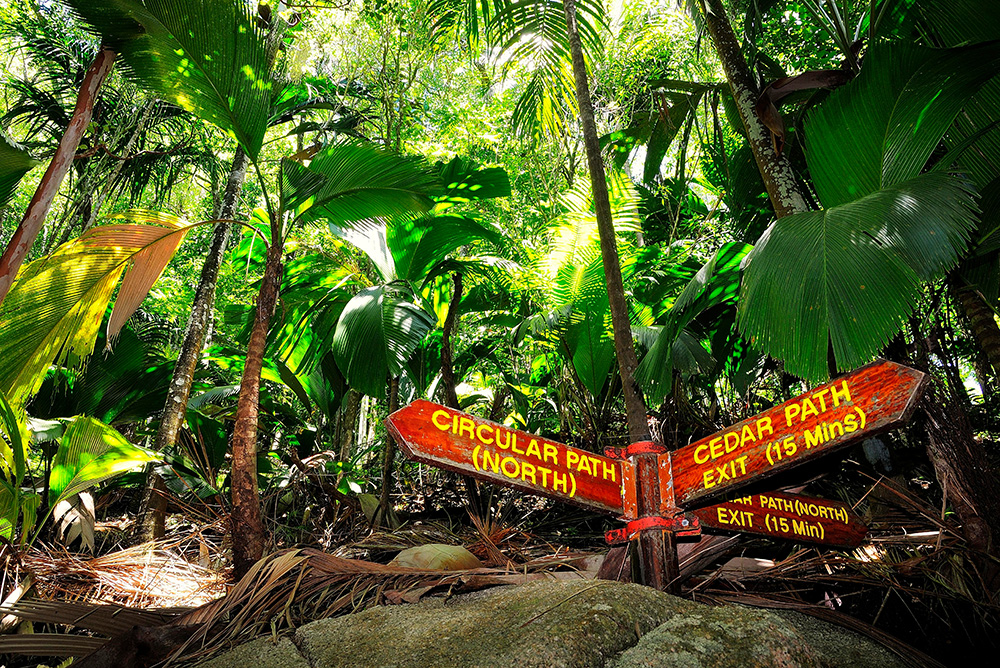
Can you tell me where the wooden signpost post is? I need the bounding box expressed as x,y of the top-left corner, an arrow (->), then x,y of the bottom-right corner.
386,360 -> 926,591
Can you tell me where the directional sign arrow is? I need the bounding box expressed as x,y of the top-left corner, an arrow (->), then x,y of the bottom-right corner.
667,360 -> 926,509
386,400 -> 625,514
693,491 -> 868,549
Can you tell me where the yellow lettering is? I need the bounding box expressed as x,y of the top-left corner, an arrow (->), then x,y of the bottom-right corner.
740,424 -> 757,448
703,469 -> 716,489
525,439 -> 542,461
812,388 -> 831,412
718,507 -> 730,525
459,417 -> 476,440
843,414 -> 857,432
756,416 -> 773,439
724,431 -> 740,453
500,457 -> 519,478
828,420 -> 844,438
709,437 -> 724,460
431,410 -> 451,431
543,443 -> 558,465
694,443 -> 711,464
482,450 -> 500,473
521,462 -> 537,484
804,425 -> 824,449
800,398 -> 819,421
831,381 -> 851,406
476,423 -> 494,445
566,450 -> 580,469
495,429 -> 512,450
577,455 -> 594,476
785,404 -> 800,426
552,471 -> 569,493
601,460 -> 617,482
511,436 -> 525,456
539,466 -> 552,487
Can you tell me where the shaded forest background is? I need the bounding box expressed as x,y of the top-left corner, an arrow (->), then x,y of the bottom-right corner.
1,0 -> 1000,664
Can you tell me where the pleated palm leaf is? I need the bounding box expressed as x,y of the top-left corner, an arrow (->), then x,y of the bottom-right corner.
739,40 -> 1000,381
0,211 -> 199,407
61,0 -> 274,160
486,0 -> 606,140
0,132 -> 38,208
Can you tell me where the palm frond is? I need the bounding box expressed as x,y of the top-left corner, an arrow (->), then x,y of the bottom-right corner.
282,140 -> 439,228
62,0 -> 274,159
0,131 -> 39,207
805,40 -> 1000,208
0,218 -> 198,406
739,172 -> 977,381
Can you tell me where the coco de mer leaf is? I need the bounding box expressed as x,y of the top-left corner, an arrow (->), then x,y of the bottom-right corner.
739,172 -> 977,382
0,217 -> 197,406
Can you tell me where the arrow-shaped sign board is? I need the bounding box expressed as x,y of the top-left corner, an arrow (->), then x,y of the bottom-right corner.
692,491 -> 867,549
386,400 -> 624,514
668,360 -> 926,509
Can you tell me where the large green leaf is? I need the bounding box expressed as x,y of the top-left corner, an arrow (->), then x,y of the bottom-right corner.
282,141 -> 438,227
0,131 -> 38,207
62,0 -> 273,159
332,285 -> 435,399
739,172 -> 977,381
0,216 -> 196,406
634,242 -> 751,401
433,156 -> 512,204
49,417 -> 156,504
805,41 -> 1000,208
565,310 -> 614,397
388,215 -> 502,285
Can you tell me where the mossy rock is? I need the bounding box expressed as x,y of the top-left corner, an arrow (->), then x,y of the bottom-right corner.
194,580 -> 908,668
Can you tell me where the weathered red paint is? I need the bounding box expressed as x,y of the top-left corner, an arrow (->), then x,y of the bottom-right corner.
386,400 -> 624,514
694,491 -> 867,548
668,360 -> 926,508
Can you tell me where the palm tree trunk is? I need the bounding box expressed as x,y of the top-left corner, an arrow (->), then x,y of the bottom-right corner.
0,48 -> 115,305
376,376 -> 400,528
952,282 -> 1000,384
698,0 -> 809,218
439,273 -> 463,409
141,147 -> 249,541
561,0 -> 649,445
562,0 -> 679,591
230,238 -> 283,579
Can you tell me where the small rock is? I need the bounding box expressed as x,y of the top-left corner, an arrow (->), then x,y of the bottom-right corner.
389,543 -> 483,570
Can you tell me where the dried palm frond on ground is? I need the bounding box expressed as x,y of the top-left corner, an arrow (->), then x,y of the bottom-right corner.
168,546 -> 594,665
19,538 -> 226,609
691,476 -> 1000,665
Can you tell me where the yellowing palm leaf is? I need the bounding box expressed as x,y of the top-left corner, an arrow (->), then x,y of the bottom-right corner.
0,212 -> 196,406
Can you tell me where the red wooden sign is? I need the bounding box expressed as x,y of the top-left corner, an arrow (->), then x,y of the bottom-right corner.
385,400 -> 624,514
693,491 -> 867,548
666,360 -> 925,509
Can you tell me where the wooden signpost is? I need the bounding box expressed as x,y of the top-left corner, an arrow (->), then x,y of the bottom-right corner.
386,360 -> 926,590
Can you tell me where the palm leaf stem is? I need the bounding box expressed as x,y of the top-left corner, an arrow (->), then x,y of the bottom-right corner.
0,47 -> 115,306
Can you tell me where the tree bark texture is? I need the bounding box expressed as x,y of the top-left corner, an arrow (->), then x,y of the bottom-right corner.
439,273 -> 463,409
952,282 -> 1000,384
0,48 -> 116,305
921,391 -> 1000,579
376,376 -> 400,528
142,148 -> 249,541
230,239 -> 283,579
562,0 -> 650,444
699,0 -> 809,218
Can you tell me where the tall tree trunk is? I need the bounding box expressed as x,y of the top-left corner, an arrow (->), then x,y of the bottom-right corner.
230,239 -> 283,579
376,376 -> 400,528
338,390 -> 362,461
698,0 -> 809,218
562,0 -> 649,445
921,391 -> 1000,585
562,0 -> 679,591
439,273 -> 463,409
951,282 -> 1000,384
437,273 -> 485,518
0,48 -> 115,305
141,147 -> 249,541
